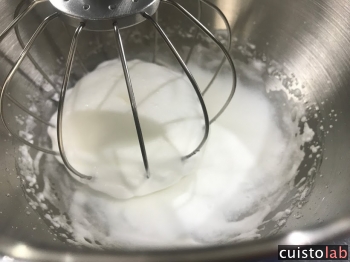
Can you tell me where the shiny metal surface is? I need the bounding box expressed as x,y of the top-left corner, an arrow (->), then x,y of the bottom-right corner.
50,0 -> 160,30
0,0 -> 47,42
0,12 -> 59,154
0,0 -> 350,261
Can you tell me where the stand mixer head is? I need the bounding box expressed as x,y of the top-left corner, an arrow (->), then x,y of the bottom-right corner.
0,0 -> 236,180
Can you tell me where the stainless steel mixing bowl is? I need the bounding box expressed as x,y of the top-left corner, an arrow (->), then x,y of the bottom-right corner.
0,0 -> 350,261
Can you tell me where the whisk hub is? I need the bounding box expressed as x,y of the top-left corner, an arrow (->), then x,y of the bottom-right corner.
49,0 -> 160,30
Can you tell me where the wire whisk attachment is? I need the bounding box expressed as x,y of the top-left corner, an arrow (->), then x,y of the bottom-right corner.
0,0 -> 237,180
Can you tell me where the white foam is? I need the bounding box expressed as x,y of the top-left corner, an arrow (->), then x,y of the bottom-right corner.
41,59 -> 310,248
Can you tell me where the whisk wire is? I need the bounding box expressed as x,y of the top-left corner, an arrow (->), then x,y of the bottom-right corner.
200,0 -> 233,96
57,24 -> 91,180
113,22 -> 151,179
152,11 -> 159,64
185,0 -> 202,65
61,22 -> 89,75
